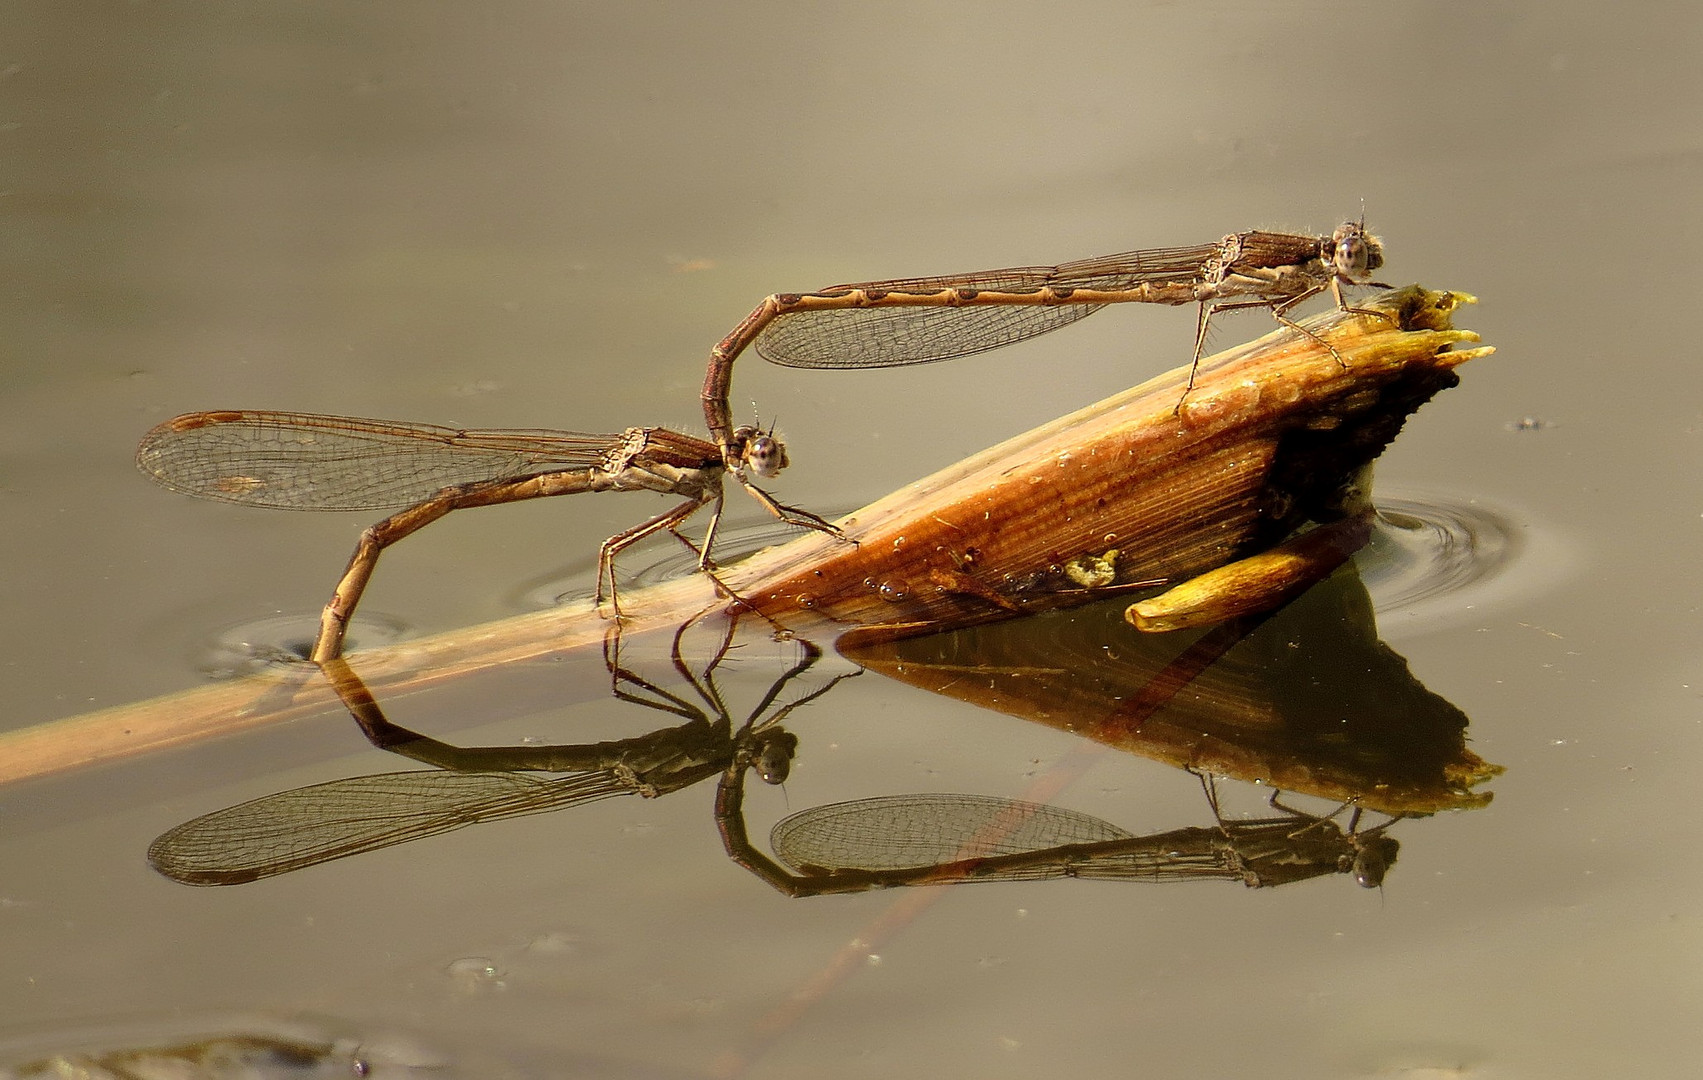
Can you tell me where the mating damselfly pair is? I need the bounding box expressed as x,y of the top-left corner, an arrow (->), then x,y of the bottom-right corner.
137,219 -> 1388,660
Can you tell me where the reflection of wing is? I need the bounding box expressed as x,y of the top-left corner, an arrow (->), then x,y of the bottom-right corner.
770,793 -> 1133,876
148,770 -> 634,885
755,244 -> 1219,370
137,410 -> 620,511
768,793 -> 1377,885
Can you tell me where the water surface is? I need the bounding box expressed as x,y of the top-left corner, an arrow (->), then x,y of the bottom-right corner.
2,3 -> 1697,1077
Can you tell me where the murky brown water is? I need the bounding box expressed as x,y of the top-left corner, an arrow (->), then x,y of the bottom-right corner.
3,3 -> 1699,1077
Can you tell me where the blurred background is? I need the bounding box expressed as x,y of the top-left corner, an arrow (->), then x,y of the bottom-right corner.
2,3 -> 1699,1077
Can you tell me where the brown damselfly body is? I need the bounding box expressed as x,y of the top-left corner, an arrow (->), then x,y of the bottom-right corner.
135,411 -> 838,662
701,219 -> 1389,459
717,767 -> 1400,897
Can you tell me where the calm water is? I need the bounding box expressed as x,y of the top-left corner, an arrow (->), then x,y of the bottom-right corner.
3,3 -> 1700,1077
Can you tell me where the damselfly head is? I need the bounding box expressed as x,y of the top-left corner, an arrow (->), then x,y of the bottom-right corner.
753,729 -> 799,785
1327,220 -> 1385,280
732,424 -> 790,479
1349,832 -> 1400,888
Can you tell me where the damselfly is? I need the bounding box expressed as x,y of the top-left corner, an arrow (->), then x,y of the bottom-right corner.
136,411 -> 835,661
702,219 -> 1388,458
718,769 -> 1400,897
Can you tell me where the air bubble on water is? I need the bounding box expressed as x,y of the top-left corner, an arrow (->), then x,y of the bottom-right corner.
445,957 -> 507,993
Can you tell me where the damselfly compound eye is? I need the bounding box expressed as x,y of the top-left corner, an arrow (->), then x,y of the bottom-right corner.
1330,221 -> 1382,279
746,433 -> 789,479
1352,834 -> 1399,888
755,730 -> 799,784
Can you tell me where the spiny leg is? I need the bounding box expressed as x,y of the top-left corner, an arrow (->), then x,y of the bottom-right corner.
1174,293 -> 1330,413
1183,280 -> 1395,406
1174,299 -> 1226,412
666,609 -> 737,722
734,475 -> 855,545
598,488 -> 793,625
1192,768 -> 1226,821
1270,278 -> 1401,366
1268,284 -> 1350,366
1265,788 -> 1361,843
596,493 -> 715,618
602,620 -> 711,722
658,488 -> 763,614
1329,275 -> 1401,330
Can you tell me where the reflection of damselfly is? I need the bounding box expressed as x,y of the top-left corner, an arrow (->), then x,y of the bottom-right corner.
136,412 -> 839,661
701,219 -> 1389,454
147,617 -> 854,885
718,769 -> 1400,897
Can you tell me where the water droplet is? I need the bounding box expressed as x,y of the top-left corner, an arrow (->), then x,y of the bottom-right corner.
877,582 -> 908,602
446,957 -> 506,992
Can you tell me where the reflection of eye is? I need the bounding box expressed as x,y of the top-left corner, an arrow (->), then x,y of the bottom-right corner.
755,731 -> 799,785
757,746 -> 789,784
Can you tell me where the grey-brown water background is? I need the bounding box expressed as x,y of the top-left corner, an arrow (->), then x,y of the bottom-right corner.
3,2 -> 1699,1077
